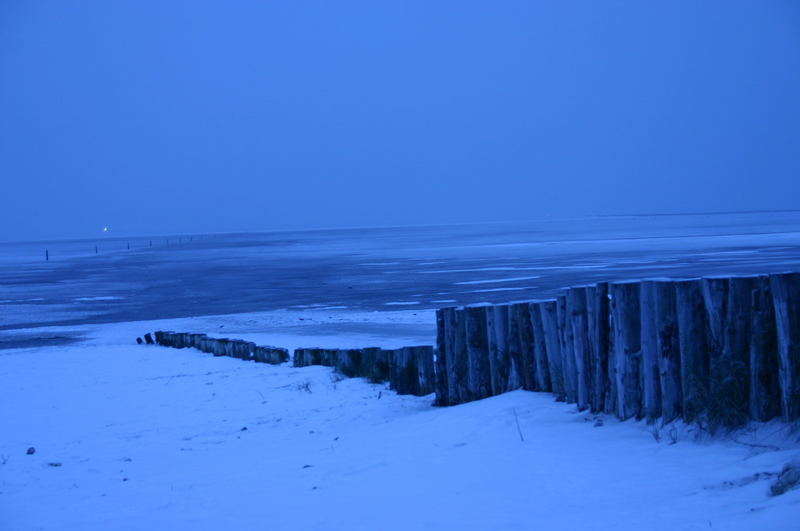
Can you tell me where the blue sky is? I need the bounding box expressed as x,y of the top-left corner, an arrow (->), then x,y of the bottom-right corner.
1,1 -> 799,241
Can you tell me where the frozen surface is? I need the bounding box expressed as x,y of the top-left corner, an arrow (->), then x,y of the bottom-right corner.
2,212 -> 800,333
1,314 -> 799,531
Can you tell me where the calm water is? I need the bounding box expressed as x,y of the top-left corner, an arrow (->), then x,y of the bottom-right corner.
2,212 -> 800,332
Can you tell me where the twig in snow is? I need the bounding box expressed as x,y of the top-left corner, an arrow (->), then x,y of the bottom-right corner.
512,408 -> 525,442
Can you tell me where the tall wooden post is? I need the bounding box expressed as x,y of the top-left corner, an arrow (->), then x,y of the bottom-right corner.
609,282 -> 642,420
770,272 -> 800,421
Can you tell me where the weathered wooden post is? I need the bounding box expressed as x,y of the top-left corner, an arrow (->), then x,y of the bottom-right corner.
750,275 -> 780,421
506,305 -> 524,392
640,282 -> 663,421
415,346 -> 436,396
270,347 -> 290,364
770,272 -> 800,422
557,295 -> 578,404
567,288 -> 592,411
465,306 -> 492,400
516,303 -> 538,391
541,300 -> 566,401
675,279 -> 710,423
701,277 -> 729,427
649,281 -> 682,423
257,345 -> 271,362
710,276 -> 754,428
144,333 -> 154,345
609,282 -> 642,420
293,348 -> 307,367
189,334 -> 206,351
388,348 -> 409,394
213,338 -> 229,357
528,303 -> 551,392
335,349 -> 363,377
361,347 -> 391,383
452,310 -> 470,401
587,283 -> 610,413
442,308 -> 462,404
486,305 -> 510,396
434,309 -> 449,406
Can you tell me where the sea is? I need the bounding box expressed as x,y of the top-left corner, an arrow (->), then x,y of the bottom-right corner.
2,211 -> 799,336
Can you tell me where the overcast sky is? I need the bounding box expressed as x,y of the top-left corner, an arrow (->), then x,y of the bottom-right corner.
1,1 -> 799,241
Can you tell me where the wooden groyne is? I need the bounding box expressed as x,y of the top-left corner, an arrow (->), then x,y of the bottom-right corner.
153,331 -> 290,364
293,346 -> 435,397
436,272 -> 800,428
149,271 -> 797,427
149,331 -> 435,397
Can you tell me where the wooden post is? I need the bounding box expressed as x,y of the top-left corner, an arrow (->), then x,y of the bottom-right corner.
415,346 -> 436,396
362,347 -> 391,383
506,305 -> 524,392
711,276 -> 754,428
750,276 -> 780,421
211,339 -> 226,357
335,348 -> 362,377
144,333 -> 154,345
452,309 -> 470,401
609,282 -> 642,420
486,305 -> 510,396
434,309 -> 449,406
45,249 -> 49,261
465,306 -> 492,400
675,279 -> 710,423
649,281 -> 682,423
640,282 -> 663,421
541,300 -> 566,401
516,303 -> 537,391
557,295 -> 578,404
528,303 -> 551,392
770,272 -> 800,421
587,283 -> 610,413
393,347 -> 424,395
268,347 -> 289,364
443,308 -> 462,404
568,288 -> 592,411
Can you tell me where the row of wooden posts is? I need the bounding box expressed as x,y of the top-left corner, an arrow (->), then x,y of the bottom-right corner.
153,331 -> 290,364
148,271 -> 798,428
149,331 -> 436,397
293,346 -> 435,396
435,272 -> 800,427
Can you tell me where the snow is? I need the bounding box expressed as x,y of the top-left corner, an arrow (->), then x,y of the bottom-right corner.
2,312 -> 799,531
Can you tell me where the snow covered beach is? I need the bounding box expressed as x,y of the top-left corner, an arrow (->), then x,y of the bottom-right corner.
2,215 -> 800,529
2,310 -> 800,530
